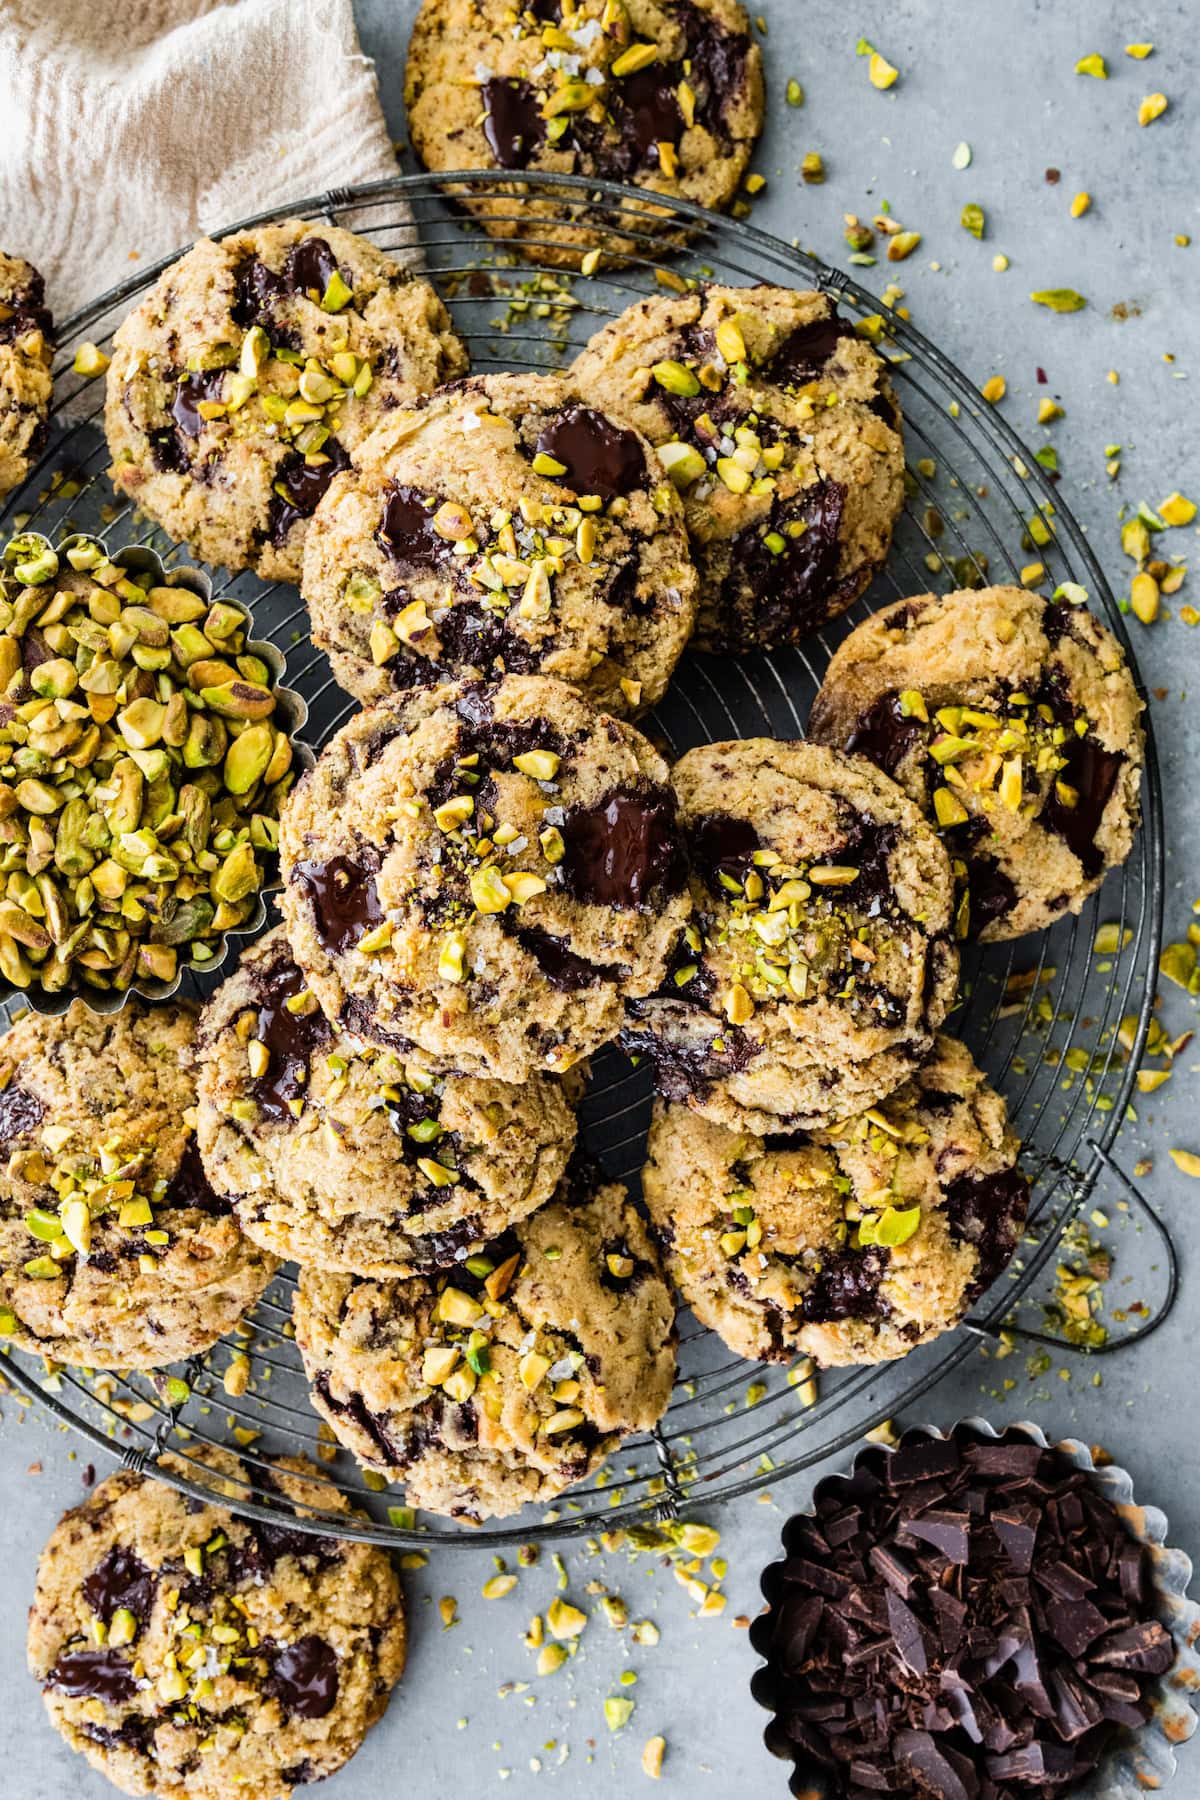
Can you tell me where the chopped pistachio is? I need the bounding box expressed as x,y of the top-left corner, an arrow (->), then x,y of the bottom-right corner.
1138,92 -> 1168,126
1074,52 -> 1107,77
1030,288 -> 1087,312
961,203 -> 985,239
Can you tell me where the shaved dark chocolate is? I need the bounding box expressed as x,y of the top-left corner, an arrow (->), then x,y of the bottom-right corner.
752,1423 -> 1174,1799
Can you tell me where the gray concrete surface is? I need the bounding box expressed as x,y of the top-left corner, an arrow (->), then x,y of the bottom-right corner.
3,1 -> 1199,1793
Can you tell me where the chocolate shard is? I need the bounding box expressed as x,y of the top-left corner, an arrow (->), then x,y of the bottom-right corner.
991,1504 -> 1039,1573
1091,1619 -> 1176,1674
1044,1595 -> 1112,1658
985,1739 -> 1077,1783
869,1542 -> 919,1598
887,1437 -> 963,1487
894,1728 -> 980,1800
886,1587 -> 935,1677
901,1508 -> 971,1565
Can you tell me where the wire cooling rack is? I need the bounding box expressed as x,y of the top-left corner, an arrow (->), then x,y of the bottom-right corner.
0,173 -> 1170,1548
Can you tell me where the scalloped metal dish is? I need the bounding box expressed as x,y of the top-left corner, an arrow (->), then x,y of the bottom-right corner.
749,1417 -> 1199,1798
0,537 -> 313,1015
0,172 -> 1168,1549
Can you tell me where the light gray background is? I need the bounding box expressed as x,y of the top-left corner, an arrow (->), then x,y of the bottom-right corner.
4,1 -> 1199,1793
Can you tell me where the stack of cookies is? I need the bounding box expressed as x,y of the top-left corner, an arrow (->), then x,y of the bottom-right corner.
0,208 -> 1146,1545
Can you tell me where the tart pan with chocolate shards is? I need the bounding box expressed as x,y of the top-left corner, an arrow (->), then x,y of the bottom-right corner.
808,585 -> 1145,943
197,923 -> 578,1277
0,999 -> 277,1370
28,1445 -> 406,1800
573,283 -> 904,652
302,372 -> 698,717
294,1159 -> 677,1521
642,1034 -> 1028,1368
404,0 -> 765,266
279,673 -> 692,1082
751,1420 -> 1195,1800
105,219 -> 466,585
620,739 -> 959,1135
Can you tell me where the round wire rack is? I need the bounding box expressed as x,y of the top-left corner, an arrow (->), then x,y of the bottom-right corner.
0,173 -> 1171,1549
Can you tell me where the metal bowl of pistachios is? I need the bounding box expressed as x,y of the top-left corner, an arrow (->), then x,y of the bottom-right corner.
0,529 -> 313,1015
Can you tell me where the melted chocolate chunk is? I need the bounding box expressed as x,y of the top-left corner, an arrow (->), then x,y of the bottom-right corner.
0,266 -> 51,348
246,955 -> 334,1124
292,849 -> 383,957
377,481 -> 454,574
559,785 -> 685,910
839,817 -> 898,913
150,426 -> 189,473
675,0 -> 750,134
482,77 -> 544,169
0,1081 -> 44,1146
165,1138 -> 231,1217
1042,734 -> 1124,878
232,257 -> 288,328
266,1635 -> 339,1719
285,236 -> 339,301
268,438 -> 351,545
45,1650 -> 137,1703
534,406 -> 646,501
964,851 -> 1019,939
944,1167 -> 1029,1295
511,923 -> 622,990
81,1546 -> 155,1627
688,810 -> 760,882
619,1008 -> 758,1101
717,480 -> 847,650
582,65 -> 682,177
799,1248 -> 887,1324
170,367 -> 228,440
845,690 -> 927,777
313,1373 -> 409,1465
763,311 -> 853,387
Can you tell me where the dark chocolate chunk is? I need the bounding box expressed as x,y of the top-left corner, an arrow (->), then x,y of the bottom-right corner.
376,481 -> 454,575
1092,1620 -> 1176,1674
943,1167 -> 1029,1295
764,311 -> 853,387
798,1248 -> 887,1325
265,1634 -> 339,1719
1041,732 -> 1124,877
81,1546 -> 155,1628
482,77 -> 544,169
714,479 -> 847,649
245,953 -> 333,1124
285,236 -> 340,301
170,366 -> 228,439
534,406 -> 646,501
895,1729 -> 979,1800
845,689 -> 927,776
291,849 -> 383,957
268,438 -> 350,544
902,1509 -> 971,1565
687,810 -> 761,881
45,1650 -> 137,1703
559,785 -> 685,910
510,923 -> 623,991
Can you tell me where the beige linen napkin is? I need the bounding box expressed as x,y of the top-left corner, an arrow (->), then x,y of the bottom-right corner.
0,0 -> 404,319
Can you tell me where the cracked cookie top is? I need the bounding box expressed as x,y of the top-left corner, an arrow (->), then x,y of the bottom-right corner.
0,999 -> 276,1369
302,372 -> 697,717
279,673 -> 692,1081
28,1446 -> 406,1800
105,220 -> 466,584
0,250 -> 54,500
808,585 -> 1145,941
620,738 -> 958,1133
295,1159 -> 677,1520
573,283 -> 904,650
197,924 -> 578,1276
405,0 -> 764,264
643,1034 -> 1028,1367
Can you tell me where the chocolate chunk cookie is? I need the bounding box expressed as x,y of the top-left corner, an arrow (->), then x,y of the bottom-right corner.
405,0 -> 764,265
620,739 -> 958,1133
643,1034 -> 1028,1367
808,585 -> 1146,941
295,1161 -> 677,1519
0,252 -> 53,498
197,924 -> 578,1275
302,372 -> 697,716
573,284 -> 904,650
0,1000 -> 276,1369
279,674 -> 692,1080
28,1447 -> 406,1800
105,220 -> 467,584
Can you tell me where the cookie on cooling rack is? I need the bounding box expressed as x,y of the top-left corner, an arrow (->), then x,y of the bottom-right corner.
404,0 -> 764,264
572,283 -> 904,652
0,1000 -> 277,1369
28,1445 -> 406,1800
105,219 -> 467,584
295,1158 -> 677,1520
197,924 -> 578,1276
619,739 -> 959,1134
0,251 -> 53,498
302,372 -> 697,716
808,585 -> 1146,941
643,1034 -> 1029,1367
279,673 -> 692,1081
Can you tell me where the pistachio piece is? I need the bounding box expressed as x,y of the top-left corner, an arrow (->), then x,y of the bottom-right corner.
224,722 -> 274,795
200,681 -> 275,721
